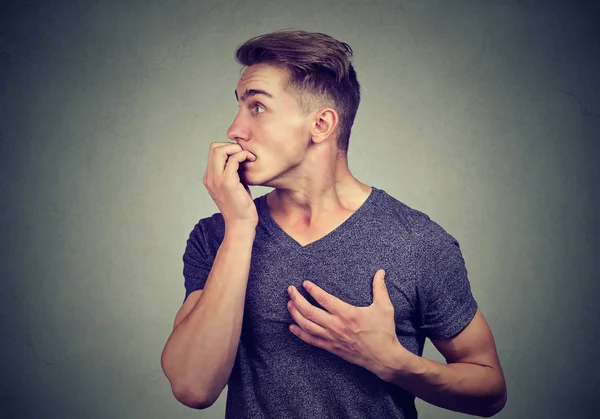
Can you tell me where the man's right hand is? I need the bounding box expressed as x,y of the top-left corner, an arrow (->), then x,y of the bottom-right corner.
203,142 -> 259,228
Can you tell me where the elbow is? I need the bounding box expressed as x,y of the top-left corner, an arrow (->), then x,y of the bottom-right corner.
163,367 -> 217,410
171,384 -> 215,410
479,368 -> 507,417
481,388 -> 507,417
161,351 -> 215,410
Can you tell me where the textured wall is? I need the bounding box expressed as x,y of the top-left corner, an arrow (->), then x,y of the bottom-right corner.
1,0 -> 598,418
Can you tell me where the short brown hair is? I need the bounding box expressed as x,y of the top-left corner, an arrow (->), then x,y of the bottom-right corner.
234,29 -> 361,156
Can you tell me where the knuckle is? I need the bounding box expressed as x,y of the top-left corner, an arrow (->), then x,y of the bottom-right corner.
345,312 -> 359,326
210,142 -> 226,153
228,154 -> 242,164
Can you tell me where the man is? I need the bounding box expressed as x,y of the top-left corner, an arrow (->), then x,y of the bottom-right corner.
161,29 -> 507,418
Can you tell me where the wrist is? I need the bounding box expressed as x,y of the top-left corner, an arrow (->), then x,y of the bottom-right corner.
379,342 -> 424,384
225,222 -> 257,238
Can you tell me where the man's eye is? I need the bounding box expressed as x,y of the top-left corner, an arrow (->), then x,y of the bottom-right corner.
252,103 -> 265,114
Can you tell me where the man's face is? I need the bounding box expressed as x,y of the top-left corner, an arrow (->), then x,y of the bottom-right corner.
228,64 -> 313,187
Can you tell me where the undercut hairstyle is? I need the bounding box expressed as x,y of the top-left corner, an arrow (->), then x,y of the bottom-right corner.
234,29 -> 361,156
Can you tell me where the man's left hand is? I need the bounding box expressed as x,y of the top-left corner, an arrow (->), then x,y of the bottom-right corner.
286,269 -> 410,380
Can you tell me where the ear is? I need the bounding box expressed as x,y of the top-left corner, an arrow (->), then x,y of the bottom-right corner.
310,107 -> 339,145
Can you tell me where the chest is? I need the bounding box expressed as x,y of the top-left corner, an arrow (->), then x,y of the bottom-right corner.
243,239 -> 421,353
271,214 -> 354,247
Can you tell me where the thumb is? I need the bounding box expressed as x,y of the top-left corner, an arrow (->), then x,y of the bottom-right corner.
242,181 -> 252,197
373,269 -> 390,302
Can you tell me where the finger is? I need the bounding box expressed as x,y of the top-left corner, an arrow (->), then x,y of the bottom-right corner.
372,270 -> 393,307
290,323 -> 331,350
288,300 -> 332,340
223,150 -> 255,179
205,143 -> 242,181
302,281 -> 354,316
288,286 -> 335,327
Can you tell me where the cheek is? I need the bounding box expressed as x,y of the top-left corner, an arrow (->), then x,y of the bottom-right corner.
265,120 -> 306,146
258,114 -> 309,160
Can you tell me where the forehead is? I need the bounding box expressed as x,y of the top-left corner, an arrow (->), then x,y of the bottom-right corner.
236,64 -> 289,96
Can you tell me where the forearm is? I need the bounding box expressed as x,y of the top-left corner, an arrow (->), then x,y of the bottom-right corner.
381,345 -> 506,417
162,226 -> 255,407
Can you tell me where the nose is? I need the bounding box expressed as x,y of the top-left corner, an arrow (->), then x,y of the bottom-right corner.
227,111 -> 250,142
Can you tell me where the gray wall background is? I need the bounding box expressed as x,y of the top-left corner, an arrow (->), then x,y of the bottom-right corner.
1,0 -> 598,418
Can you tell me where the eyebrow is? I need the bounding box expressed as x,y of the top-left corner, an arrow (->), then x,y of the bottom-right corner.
235,88 -> 274,102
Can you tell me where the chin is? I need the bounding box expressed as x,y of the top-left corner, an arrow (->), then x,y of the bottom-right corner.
241,173 -> 274,188
239,170 -> 257,186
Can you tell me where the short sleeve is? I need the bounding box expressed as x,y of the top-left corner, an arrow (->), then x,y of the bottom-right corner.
182,220 -> 214,302
418,225 -> 478,340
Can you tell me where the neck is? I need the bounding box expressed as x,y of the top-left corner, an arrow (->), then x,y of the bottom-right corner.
266,156 -> 370,229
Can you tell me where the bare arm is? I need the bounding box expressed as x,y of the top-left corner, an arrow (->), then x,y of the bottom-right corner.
160,224 -> 256,409
382,310 -> 507,417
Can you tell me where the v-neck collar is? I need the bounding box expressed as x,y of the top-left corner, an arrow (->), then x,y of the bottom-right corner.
258,186 -> 378,251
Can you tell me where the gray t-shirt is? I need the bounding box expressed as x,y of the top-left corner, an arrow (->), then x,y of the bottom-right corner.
182,186 -> 478,418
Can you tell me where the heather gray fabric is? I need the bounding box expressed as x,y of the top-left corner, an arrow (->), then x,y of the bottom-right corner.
182,186 -> 478,418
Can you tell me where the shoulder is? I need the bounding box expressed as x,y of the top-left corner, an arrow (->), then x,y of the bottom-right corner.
188,211 -> 224,237
374,190 -> 464,280
185,211 -> 227,257
374,188 -> 455,245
